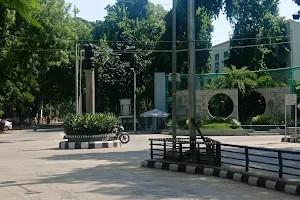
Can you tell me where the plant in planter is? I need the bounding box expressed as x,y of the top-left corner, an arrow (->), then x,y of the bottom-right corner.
62,113 -> 118,136
251,114 -> 283,125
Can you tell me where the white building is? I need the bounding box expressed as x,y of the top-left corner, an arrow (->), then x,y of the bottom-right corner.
210,19 -> 300,80
210,41 -> 230,74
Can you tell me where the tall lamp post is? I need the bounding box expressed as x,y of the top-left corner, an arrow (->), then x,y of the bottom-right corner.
79,50 -> 84,114
130,68 -> 137,133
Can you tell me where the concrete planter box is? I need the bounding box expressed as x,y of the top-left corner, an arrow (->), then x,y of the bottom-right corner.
269,129 -> 285,134
59,140 -> 121,149
282,137 -> 300,143
63,134 -> 115,142
169,129 -> 248,136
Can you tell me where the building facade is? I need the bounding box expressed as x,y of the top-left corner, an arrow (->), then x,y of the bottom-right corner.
210,41 -> 230,74
210,20 -> 300,80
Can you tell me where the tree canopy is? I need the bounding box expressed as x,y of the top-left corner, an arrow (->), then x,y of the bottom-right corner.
0,0 -> 41,27
228,0 -> 289,70
0,0 -> 295,121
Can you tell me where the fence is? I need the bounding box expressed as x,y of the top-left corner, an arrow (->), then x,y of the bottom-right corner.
149,137 -> 221,166
221,144 -> 300,179
148,137 -> 300,179
165,67 -> 300,123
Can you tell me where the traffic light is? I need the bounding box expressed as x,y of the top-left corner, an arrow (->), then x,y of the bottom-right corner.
84,43 -> 96,69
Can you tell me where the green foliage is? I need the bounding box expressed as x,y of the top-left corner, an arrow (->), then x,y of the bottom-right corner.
201,117 -> 234,125
293,0 -> 300,6
286,119 -> 300,127
209,66 -> 286,97
209,66 -> 257,96
94,0 -> 166,113
290,134 -> 300,138
0,0 -> 41,27
0,0 -> 92,116
252,114 -> 282,125
154,2 -> 214,74
228,0 -> 289,70
62,113 -> 118,136
201,123 -> 238,130
256,75 -> 286,88
177,116 -> 189,130
1,0 -> 282,122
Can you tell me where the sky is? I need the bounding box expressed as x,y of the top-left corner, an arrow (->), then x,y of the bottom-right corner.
67,0 -> 299,45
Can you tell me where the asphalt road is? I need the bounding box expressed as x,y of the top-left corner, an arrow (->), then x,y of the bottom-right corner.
0,130 -> 299,200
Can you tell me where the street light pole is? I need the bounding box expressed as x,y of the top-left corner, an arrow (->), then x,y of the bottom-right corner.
171,0 -> 177,150
79,50 -> 83,114
74,7 -> 79,115
75,42 -> 79,114
130,68 -> 137,133
187,0 -> 196,150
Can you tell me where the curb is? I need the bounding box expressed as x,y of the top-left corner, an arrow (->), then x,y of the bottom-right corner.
59,140 -> 121,149
140,160 -> 300,197
282,137 -> 300,143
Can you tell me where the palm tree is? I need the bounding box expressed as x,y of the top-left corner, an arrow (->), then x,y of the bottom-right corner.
209,65 -> 257,96
0,0 -> 41,27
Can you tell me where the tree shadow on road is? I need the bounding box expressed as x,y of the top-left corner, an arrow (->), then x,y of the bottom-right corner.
8,149 -> 287,200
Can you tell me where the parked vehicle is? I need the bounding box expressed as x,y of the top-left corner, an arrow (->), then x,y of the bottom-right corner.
111,125 -> 130,144
0,119 -> 13,131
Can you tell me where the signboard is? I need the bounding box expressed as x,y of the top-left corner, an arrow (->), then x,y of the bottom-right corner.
168,73 -> 181,82
285,94 -> 297,105
297,103 -> 300,110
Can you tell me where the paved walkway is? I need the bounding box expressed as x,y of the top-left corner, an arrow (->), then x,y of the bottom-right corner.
0,131 -> 299,200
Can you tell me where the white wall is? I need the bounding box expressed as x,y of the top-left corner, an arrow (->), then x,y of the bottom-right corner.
154,72 -> 166,111
210,41 -> 230,73
288,20 -> 300,81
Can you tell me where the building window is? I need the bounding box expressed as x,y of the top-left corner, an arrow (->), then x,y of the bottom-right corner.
224,51 -> 229,59
215,54 -> 219,61
215,62 -> 220,73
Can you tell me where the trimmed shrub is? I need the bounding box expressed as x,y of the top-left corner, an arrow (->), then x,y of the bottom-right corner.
62,113 -> 118,135
291,134 -> 300,138
201,117 -> 234,125
286,119 -> 300,127
177,116 -> 189,130
251,114 -> 282,125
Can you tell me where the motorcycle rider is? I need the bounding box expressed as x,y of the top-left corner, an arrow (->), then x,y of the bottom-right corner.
33,117 -> 38,130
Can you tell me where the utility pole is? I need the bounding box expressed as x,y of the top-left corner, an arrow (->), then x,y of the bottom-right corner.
75,43 -> 79,115
74,7 -> 79,115
187,0 -> 196,150
171,0 -> 177,150
130,68 -> 137,133
79,50 -> 83,114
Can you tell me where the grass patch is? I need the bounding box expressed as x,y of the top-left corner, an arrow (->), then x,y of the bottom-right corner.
200,123 -> 242,130
290,134 -> 300,138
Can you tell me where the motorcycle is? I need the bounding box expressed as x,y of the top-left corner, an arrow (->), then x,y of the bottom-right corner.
33,125 -> 38,131
111,125 -> 130,144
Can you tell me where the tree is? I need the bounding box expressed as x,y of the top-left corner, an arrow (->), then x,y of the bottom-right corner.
209,66 -> 257,96
293,0 -> 300,5
228,0 -> 289,70
93,42 -> 132,113
154,1 -> 214,74
98,0 -> 167,113
0,0 -> 40,27
0,0 -> 92,119
209,65 -> 285,121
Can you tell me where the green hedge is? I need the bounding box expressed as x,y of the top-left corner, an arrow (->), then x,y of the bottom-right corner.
251,114 -> 283,125
168,116 -> 237,130
62,113 -> 118,135
201,117 -> 234,125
